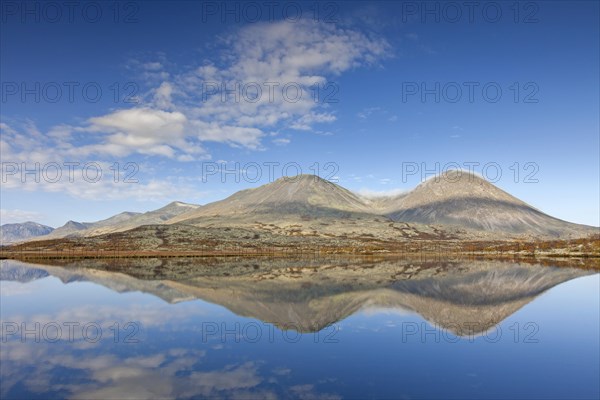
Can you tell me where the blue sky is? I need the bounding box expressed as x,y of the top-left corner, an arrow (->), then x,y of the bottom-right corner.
1,1 -> 598,227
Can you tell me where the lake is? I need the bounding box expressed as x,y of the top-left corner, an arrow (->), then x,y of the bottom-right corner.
1,257 -> 598,399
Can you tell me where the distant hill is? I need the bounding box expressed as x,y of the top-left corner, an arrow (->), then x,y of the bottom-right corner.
41,211 -> 141,240
82,201 -> 201,237
0,222 -> 54,244
34,202 -> 200,240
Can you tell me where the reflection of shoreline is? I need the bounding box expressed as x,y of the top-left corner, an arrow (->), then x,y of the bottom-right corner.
2,245 -> 600,261
1,258 -> 595,336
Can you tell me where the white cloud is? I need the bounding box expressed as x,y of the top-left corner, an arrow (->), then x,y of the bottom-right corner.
126,55 -> 170,82
152,82 -> 175,110
0,122 -> 17,135
2,18 -> 390,181
177,18 -> 389,142
88,108 -> 185,140
357,107 -> 398,123
272,138 -> 291,146
0,209 -> 45,224
78,108 -> 205,159
192,120 -> 265,149
289,112 -> 337,131
357,107 -> 381,120
143,62 -> 163,71
356,188 -> 409,198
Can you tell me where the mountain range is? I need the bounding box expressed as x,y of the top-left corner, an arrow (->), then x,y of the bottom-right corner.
1,201 -> 200,244
2,171 -> 597,247
42,201 -> 200,239
168,172 -> 595,238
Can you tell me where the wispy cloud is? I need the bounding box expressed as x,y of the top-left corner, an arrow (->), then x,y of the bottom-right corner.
356,188 -> 409,198
0,209 -> 45,224
4,19 -> 389,164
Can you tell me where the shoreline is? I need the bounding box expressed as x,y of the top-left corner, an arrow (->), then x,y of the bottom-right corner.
2,249 -> 599,261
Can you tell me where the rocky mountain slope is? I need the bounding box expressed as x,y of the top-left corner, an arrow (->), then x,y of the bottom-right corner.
0,222 -> 54,244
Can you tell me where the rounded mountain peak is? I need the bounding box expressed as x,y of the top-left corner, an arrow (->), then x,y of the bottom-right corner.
412,169 -> 520,204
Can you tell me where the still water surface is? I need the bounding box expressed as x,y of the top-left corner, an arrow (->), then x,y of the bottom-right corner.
0,258 -> 598,399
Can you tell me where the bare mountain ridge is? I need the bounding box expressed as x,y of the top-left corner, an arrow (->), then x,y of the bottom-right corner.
83,201 -> 201,236
168,172 -> 594,238
35,201 -> 200,241
21,171 -> 597,242
41,211 -> 142,240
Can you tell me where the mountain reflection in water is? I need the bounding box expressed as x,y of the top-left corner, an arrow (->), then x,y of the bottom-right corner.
1,258 -> 598,399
